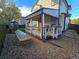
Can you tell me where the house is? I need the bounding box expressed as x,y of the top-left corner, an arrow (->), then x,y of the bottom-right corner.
25,0 -> 71,39
16,17 -> 26,25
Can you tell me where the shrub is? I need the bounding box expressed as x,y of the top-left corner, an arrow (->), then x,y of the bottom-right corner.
69,24 -> 79,34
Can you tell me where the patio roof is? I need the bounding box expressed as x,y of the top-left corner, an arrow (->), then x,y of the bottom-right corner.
25,8 -> 58,20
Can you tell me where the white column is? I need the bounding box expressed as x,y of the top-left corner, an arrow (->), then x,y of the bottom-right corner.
42,14 -> 45,27
25,20 -> 28,31
52,26 -> 55,38
41,14 -> 45,39
30,18 -> 33,34
40,23 -> 42,38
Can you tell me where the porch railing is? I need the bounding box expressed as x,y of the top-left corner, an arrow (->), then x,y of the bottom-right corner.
43,25 -> 62,39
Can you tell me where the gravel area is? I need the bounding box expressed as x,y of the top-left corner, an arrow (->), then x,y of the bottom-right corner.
0,30 -> 79,59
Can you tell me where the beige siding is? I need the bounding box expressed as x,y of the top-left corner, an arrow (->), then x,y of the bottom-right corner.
44,14 -> 52,26
32,0 -> 59,12
44,14 -> 57,26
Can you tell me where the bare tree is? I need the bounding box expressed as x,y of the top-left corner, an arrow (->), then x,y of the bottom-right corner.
0,0 -> 21,24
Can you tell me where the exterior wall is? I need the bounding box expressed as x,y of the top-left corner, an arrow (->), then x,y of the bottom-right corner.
25,20 -> 29,28
43,9 -> 58,17
64,17 -> 70,30
60,0 -> 67,14
59,14 -> 65,32
59,14 -> 70,31
18,19 -> 26,25
26,17 -> 42,32
32,16 -> 41,29
51,4 -> 59,9
44,15 -> 52,26
59,0 -> 69,31
51,17 -> 58,26
32,21 -> 38,27
32,0 -> 59,12
44,14 -> 57,26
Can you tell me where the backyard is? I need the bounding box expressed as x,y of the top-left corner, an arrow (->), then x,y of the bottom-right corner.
0,30 -> 79,59
0,0 -> 79,59
0,25 -> 8,55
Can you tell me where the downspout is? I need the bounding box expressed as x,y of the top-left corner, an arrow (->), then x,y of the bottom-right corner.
57,0 -> 60,34
58,0 -> 60,25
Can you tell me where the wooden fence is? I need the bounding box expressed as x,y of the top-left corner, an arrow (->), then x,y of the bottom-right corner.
0,25 -> 8,55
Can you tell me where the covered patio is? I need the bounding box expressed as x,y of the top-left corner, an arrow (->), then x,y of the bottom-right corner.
26,15 -> 42,38
25,8 -> 59,39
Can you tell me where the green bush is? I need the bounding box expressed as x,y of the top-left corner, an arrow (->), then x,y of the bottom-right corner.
69,24 -> 79,34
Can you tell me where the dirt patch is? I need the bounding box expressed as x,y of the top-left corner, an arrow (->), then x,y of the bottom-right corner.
48,30 -> 79,58
0,30 -> 79,59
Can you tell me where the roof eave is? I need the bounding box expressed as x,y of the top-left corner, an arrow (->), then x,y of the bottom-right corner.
63,0 -> 69,8
31,0 -> 39,12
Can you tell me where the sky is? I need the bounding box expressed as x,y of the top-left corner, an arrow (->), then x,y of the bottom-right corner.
16,0 -> 79,19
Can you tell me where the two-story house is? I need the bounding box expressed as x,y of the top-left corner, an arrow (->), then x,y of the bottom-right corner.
25,0 -> 71,39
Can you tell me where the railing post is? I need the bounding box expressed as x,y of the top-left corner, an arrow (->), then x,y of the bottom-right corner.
53,26 -> 55,34
44,27 -> 47,39
52,26 -> 55,38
